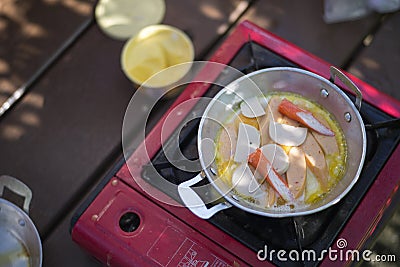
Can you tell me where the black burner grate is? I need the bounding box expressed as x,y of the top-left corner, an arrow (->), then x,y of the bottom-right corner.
142,42 -> 400,266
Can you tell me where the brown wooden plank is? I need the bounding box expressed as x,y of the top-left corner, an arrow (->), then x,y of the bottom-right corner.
0,24 -> 134,236
0,0 -> 94,106
0,0 -> 249,108
236,0 -> 380,67
43,211 -> 102,267
163,0 -> 249,58
348,13 -> 400,101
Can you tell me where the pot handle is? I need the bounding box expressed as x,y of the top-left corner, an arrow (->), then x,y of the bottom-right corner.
0,175 -> 32,214
178,173 -> 232,219
329,66 -> 362,110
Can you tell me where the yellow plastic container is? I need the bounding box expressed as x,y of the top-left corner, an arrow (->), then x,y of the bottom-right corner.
95,0 -> 166,40
121,25 -> 194,97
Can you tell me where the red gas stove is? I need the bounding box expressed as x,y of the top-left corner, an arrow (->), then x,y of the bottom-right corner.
71,21 -> 400,267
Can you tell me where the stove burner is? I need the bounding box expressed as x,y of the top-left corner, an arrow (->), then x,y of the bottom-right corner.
142,42 -> 400,266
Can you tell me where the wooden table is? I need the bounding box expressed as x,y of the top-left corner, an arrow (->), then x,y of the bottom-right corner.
0,0 -> 399,266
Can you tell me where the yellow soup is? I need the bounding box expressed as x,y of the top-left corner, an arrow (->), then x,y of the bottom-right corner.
215,92 -> 347,209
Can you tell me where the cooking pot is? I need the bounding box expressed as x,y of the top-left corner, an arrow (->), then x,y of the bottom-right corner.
178,66 -> 366,218
0,175 -> 42,267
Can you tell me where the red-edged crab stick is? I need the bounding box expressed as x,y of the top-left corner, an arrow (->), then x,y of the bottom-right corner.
278,99 -> 335,136
248,149 -> 294,203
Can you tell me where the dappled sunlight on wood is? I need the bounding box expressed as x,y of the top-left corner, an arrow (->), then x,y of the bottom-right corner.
0,0 -> 47,38
22,22 -> 47,37
217,1 -> 249,34
62,0 -> 92,15
13,44 -> 42,69
200,3 -> 224,20
1,124 -> 25,140
24,92 -> 45,108
44,0 -> 92,15
0,79 -> 14,103
239,9 -> 273,30
0,92 -> 44,141
238,3 -> 286,30
250,16 -> 273,30
348,66 -> 364,79
0,79 -> 15,94
20,112 -> 41,126
0,0 -> 93,109
0,18 -> 6,31
0,58 -> 10,73
361,57 -> 380,70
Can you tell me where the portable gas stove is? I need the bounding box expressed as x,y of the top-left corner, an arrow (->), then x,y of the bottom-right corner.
71,21 -> 400,267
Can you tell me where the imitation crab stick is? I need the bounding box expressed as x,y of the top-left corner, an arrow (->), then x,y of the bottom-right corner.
248,149 -> 294,202
278,99 -> 335,136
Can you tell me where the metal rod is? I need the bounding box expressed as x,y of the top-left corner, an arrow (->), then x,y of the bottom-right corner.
365,118 -> 400,130
0,17 -> 94,118
292,217 -> 306,266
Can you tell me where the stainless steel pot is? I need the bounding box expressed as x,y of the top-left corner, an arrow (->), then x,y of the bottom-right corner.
178,66 -> 366,218
0,175 -> 42,267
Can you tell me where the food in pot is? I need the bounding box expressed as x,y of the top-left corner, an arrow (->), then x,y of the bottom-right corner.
215,92 -> 347,209
248,148 -> 295,203
0,229 -> 30,266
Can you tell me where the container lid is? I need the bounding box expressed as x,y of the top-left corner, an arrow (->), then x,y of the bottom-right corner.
95,0 -> 166,40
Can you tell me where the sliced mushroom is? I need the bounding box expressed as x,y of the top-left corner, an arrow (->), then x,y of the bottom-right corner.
233,123 -> 260,162
260,96 -> 296,145
240,97 -> 266,118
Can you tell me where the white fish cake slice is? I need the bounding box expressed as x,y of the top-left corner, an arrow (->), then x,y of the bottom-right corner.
260,144 -> 290,175
234,123 -> 260,162
269,120 -> 307,147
